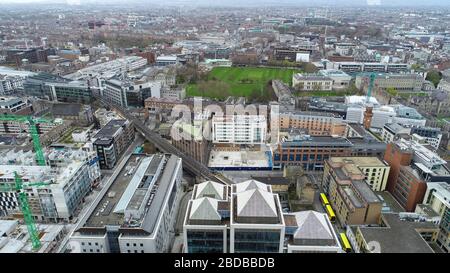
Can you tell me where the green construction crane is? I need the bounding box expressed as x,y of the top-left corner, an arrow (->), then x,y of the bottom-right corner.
0,172 -> 51,250
0,114 -> 54,250
0,114 -> 53,166
366,72 -> 377,104
355,72 -> 379,104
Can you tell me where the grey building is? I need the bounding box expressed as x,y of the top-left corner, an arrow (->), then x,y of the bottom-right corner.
93,119 -> 135,169
71,153 -> 183,253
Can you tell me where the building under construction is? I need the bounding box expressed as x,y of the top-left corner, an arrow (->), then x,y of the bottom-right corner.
0,146 -> 101,222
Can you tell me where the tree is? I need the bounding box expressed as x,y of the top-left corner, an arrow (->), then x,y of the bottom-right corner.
386,87 -> 398,104
284,165 -> 305,185
426,70 -> 442,88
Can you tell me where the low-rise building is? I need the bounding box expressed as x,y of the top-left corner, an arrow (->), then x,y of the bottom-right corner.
94,108 -> 122,128
347,213 -> 438,253
71,153 -> 183,253
279,111 -> 346,136
324,157 -> 383,226
0,75 -> 25,95
318,69 -> 352,90
323,157 -> 390,192
156,56 -> 178,66
48,103 -> 94,126
423,182 -> 450,253
292,73 -> 333,91
284,211 -> 342,253
356,73 -> 425,93
0,96 -> 32,115
144,97 -> 184,114
273,126 -> 386,171
0,220 -> 65,253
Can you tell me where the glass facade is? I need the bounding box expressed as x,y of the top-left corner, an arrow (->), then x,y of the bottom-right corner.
233,229 -> 280,253
187,230 -> 224,253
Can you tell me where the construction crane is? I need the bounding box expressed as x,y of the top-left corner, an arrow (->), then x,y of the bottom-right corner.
366,72 -> 377,103
0,114 -> 54,250
0,114 -> 54,166
355,72 -> 379,103
0,172 -> 51,250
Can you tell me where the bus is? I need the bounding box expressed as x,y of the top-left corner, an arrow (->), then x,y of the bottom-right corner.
325,204 -> 336,223
320,193 -> 330,207
339,233 -> 352,253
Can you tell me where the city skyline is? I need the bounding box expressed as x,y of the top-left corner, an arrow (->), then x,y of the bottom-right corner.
1,0 -> 450,7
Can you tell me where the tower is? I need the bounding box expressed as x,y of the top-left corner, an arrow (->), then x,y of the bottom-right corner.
363,105 -> 373,130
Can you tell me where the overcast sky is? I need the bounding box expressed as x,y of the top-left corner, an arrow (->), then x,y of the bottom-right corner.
0,0 -> 449,6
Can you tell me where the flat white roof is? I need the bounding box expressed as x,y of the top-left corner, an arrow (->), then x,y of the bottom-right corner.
208,150 -> 270,168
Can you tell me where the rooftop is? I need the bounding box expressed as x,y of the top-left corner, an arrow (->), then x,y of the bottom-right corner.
285,211 -> 340,247
208,150 -> 271,169
281,135 -> 353,147
328,157 -> 388,168
355,213 -> 438,253
83,154 -> 181,235
93,119 -> 128,144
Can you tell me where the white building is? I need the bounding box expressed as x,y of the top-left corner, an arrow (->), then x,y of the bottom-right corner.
0,220 -> 65,253
156,56 -> 178,66
381,123 -> 411,143
102,78 -> 161,108
422,182 -> 450,253
66,56 -> 147,81
335,43 -> 356,56
0,147 -> 100,221
292,73 -> 333,91
70,154 -> 183,253
94,108 -> 122,128
230,180 -> 285,253
0,76 -> 24,95
0,96 -> 31,114
212,115 -> 267,145
395,138 -> 449,181
345,101 -> 426,129
318,69 -> 352,89
183,181 -> 229,253
285,211 -> 342,253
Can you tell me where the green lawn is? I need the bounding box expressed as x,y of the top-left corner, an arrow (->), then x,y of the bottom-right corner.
187,66 -> 301,99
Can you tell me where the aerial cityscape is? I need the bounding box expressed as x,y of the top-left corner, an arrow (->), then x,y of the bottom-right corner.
0,0 -> 450,258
